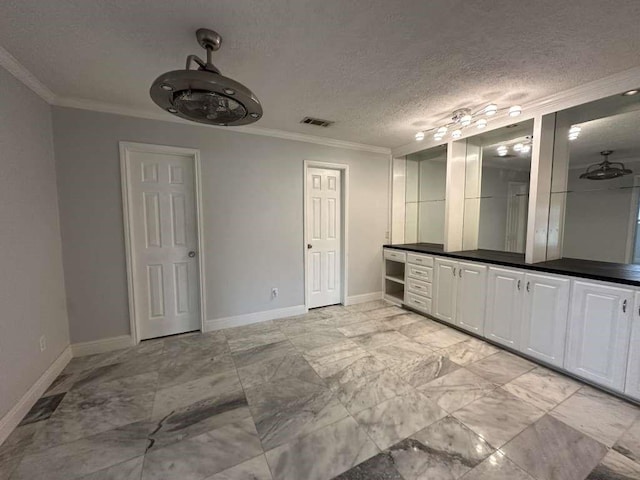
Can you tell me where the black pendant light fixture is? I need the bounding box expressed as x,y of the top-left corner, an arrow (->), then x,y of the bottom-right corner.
579,150 -> 633,180
150,28 -> 262,126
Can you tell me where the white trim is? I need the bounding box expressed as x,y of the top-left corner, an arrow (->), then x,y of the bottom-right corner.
344,292 -> 383,306
0,346 -> 72,445
71,335 -> 133,357
303,161 -> 350,309
119,142 -> 207,343
204,305 -> 307,331
0,46 -> 56,103
54,97 -> 390,154
624,175 -> 640,263
392,65 -> 640,157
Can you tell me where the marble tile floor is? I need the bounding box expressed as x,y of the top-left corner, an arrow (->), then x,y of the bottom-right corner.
1,300 -> 640,480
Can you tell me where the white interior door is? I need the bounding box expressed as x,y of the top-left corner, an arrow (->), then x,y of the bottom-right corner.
306,167 -> 342,308
127,150 -> 201,340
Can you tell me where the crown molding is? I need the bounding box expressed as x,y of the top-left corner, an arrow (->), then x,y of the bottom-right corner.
53,96 -> 391,154
0,46 -> 56,103
392,65 -> 640,157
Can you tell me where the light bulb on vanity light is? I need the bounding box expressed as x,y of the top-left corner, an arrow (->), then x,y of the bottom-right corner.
460,114 -> 472,126
415,131 -> 425,141
513,143 -> 523,152
451,129 -> 462,139
434,133 -> 444,141
484,104 -> 498,116
508,105 -> 522,117
497,145 -> 508,156
521,144 -> 531,153
476,119 -> 487,129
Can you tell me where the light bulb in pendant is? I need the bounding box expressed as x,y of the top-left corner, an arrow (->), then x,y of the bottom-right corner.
476,119 -> 487,129
508,105 -> 522,117
460,114 -> 472,126
514,143 -> 523,152
415,131 -> 425,141
436,126 -> 448,135
451,129 -> 462,139
484,104 -> 498,116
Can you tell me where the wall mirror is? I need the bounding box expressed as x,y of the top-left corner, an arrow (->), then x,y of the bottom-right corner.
405,145 -> 447,245
462,119 -> 534,253
548,90 -> 640,264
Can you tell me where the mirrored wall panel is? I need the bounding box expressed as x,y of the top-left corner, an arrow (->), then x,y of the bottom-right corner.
405,145 -> 447,244
462,120 -> 534,253
548,90 -> 640,264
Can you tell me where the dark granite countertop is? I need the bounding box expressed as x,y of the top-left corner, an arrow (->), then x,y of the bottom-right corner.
384,243 -> 640,288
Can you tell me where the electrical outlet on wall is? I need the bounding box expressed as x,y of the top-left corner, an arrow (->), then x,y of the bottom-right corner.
271,287 -> 279,299
39,335 -> 46,352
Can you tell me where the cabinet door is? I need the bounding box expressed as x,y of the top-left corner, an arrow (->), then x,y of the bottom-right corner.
520,273 -> 570,367
625,291 -> 640,400
433,258 -> 457,324
456,262 -> 487,334
566,281 -> 633,391
485,267 -> 524,349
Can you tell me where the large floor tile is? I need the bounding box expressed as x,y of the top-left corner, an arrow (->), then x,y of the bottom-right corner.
329,368 -> 413,414
366,306 -> 406,319
466,351 -> 535,385
586,450 -> 640,480
12,421 -> 151,480
312,352 -> 387,386
394,354 -> 460,388
78,456 -> 144,480
352,389 -> 447,449
502,366 -> 581,411
331,453 -> 403,480
151,369 -> 243,419
344,300 -> 389,313
302,340 -> 367,369
350,330 -> 407,349
237,352 -> 323,389
549,386 -> 640,447
207,455 -> 273,480
143,417 -> 263,480
29,372 -> 157,451
227,329 -> 289,353
0,423 -> 41,480
615,416 -> 640,464
388,416 -> 493,480
288,330 -> 349,352
413,328 -> 470,349
18,392 -> 66,426
397,318 -> 445,338
232,340 -> 297,368
245,377 -> 349,450
460,452 -> 535,480
502,415 -> 607,480
369,337 -> 435,367
438,338 -> 500,365
453,388 -> 545,448
418,368 -> 497,413
157,352 -> 235,389
337,319 -> 393,338
265,416 -> 379,480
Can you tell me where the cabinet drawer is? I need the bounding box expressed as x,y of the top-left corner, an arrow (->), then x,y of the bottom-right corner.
407,278 -> 432,298
406,293 -> 432,313
407,253 -> 433,267
384,249 -> 406,263
407,264 -> 433,282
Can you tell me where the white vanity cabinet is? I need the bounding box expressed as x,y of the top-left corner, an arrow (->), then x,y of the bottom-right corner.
433,258 -> 457,324
520,273 -> 570,367
625,291 -> 640,400
433,258 -> 487,334
565,280 -> 634,391
485,267 -> 524,349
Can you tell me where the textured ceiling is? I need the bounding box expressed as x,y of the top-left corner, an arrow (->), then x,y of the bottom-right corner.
2,0 -> 640,148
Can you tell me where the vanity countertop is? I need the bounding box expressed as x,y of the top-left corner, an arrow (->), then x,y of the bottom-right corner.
384,243 -> 640,288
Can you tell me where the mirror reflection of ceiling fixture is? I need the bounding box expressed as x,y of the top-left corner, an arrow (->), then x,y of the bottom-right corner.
415,103 -> 523,142
496,136 -> 532,156
150,28 -> 262,126
579,150 -> 632,180
568,125 -> 581,141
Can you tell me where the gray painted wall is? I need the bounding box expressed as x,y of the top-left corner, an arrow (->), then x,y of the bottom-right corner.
52,107 -> 390,344
0,67 -> 69,419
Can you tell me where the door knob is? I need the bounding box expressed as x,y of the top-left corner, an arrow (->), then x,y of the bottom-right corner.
307,244 -> 313,249
188,251 -> 196,258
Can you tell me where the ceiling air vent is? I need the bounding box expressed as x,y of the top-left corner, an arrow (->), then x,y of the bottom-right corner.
301,117 -> 334,127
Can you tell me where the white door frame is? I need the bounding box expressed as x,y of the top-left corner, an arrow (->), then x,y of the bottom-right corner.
624,174 -> 640,263
303,160 -> 349,310
120,142 -> 207,344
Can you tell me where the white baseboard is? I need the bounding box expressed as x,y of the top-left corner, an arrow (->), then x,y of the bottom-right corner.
344,291 -> 383,306
204,305 -> 307,331
0,346 -> 72,445
71,335 -> 133,357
